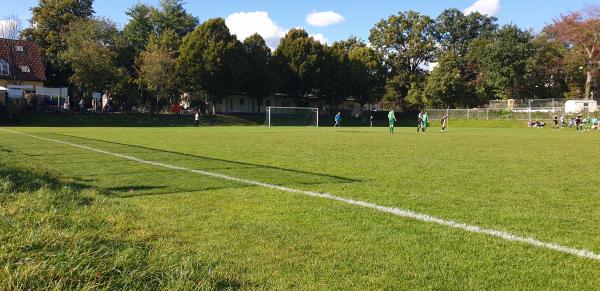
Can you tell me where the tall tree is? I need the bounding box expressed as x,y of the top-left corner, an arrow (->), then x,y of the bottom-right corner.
61,18 -> 120,97
435,9 -> 497,57
177,18 -> 243,110
468,25 -> 535,100
369,11 -> 436,103
273,28 -> 325,99
122,3 -> 157,60
345,42 -> 386,108
155,0 -> 198,37
546,5 -> 600,99
21,0 -> 94,86
242,33 -> 275,113
424,51 -> 479,107
136,30 -> 179,111
320,43 -> 351,109
526,34 -> 570,99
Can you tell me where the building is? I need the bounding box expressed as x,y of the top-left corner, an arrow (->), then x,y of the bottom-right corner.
213,94 -> 383,116
0,38 -> 46,105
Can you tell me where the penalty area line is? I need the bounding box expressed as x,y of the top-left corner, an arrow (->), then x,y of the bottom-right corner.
1,128 -> 599,262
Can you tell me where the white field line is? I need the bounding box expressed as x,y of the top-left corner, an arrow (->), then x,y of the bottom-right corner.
2,128 -> 600,262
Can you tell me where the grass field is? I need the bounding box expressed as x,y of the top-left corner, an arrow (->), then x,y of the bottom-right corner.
1,125 -> 599,289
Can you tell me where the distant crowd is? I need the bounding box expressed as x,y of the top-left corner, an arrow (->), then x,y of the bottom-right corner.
529,114 -> 599,131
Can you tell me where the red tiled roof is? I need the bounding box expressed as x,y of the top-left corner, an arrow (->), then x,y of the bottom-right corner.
0,38 -> 46,82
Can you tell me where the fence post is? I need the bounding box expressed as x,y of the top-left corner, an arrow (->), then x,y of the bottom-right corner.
486,108 -> 489,120
466,108 -> 469,119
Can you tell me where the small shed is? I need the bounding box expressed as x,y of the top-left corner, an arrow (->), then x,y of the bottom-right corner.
565,100 -> 598,114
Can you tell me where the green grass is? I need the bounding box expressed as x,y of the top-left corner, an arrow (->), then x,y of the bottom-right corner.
1,125 -> 599,289
5,112 -> 258,127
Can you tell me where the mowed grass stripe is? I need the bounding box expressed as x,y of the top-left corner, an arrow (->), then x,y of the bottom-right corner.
2,127 -> 599,262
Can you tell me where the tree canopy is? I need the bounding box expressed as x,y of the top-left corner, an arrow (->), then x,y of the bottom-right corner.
17,1 -> 600,110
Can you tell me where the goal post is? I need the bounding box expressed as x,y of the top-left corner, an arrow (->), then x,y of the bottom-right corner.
265,106 -> 319,127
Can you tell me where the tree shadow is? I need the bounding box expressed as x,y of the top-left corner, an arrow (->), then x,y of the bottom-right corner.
52,133 -> 361,185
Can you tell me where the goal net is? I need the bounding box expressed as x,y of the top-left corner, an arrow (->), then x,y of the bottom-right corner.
265,107 -> 319,127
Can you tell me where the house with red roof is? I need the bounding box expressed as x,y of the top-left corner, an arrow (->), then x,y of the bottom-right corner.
0,38 -> 46,104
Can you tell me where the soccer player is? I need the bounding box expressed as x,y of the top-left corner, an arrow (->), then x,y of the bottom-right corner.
194,111 -> 200,127
388,110 -> 396,133
417,111 -> 423,133
421,111 -> 429,133
334,112 -> 342,127
576,114 -> 582,132
560,115 -> 565,128
441,114 -> 448,133
553,115 -> 559,130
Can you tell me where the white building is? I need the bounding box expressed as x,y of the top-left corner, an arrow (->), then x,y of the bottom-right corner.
564,100 -> 598,114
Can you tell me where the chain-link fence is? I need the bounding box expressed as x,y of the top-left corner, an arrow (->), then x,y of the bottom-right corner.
426,108 -> 567,121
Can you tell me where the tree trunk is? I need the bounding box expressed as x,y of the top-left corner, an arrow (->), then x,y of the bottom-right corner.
585,70 -> 592,99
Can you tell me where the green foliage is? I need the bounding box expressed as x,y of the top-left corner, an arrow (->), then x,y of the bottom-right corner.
177,18 -> 244,102
21,0 -> 95,86
242,34 -> 275,112
369,10 -> 436,75
468,25 -> 535,100
424,51 -> 478,107
273,29 -> 326,98
122,3 -> 158,59
155,0 -> 199,37
346,44 -> 386,105
435,8 -> 498,56
61,18 -> 120,95
369,11 -> 436,104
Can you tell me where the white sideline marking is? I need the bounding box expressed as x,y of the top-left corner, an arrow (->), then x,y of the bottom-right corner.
2,128 -> 600,262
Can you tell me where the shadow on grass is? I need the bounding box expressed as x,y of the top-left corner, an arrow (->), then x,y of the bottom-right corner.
52,133 -> 361,185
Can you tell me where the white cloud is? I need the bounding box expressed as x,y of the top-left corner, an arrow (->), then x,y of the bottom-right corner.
306,11 -> 345,27
464,0 -> 501,16
226,11 -> 330,48
310,33 -> 328,45
225,11 -> 287,49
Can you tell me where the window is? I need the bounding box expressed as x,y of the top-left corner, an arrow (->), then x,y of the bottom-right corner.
0,59 -> 9,76
15,46 -> 24,52
239,98 -> 245,106
20,66 -> 30,73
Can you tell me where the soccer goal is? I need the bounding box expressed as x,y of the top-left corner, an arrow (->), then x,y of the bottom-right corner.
265,106 -> 319,127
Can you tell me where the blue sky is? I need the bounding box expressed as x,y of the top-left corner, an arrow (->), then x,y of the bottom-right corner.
2,0 -> 594,47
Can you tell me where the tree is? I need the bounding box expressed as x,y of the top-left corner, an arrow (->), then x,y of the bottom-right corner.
525,34 -> 570,99
273,29 -> 326,99
424,51 -> 479,107
21,0 -> 95,86
369,11 -> 436,103
346,43 -> 386,108
546,5 -> 600,99
0,15 -> 22,40
122,3 -> 158,60
136,30 -> 179,112
154,0 -> 198,38
177,18 -> 243,111
242,33 -> 275,113
61,18 -> 120,97
335,35 -> 367,53
435,9 -> 497,57
319,43 -> 351,109
468,25 -> 535,100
